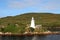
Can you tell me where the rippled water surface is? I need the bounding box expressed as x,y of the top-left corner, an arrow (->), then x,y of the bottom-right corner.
1,35 -> 60,40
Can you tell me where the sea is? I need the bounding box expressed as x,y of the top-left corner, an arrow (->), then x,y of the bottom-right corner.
0,34 -> 60,40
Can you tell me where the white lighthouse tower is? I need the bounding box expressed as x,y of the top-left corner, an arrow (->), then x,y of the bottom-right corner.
30,17 -> 35,28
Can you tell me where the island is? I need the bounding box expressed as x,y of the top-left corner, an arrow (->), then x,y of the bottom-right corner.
0,13 -> 60,36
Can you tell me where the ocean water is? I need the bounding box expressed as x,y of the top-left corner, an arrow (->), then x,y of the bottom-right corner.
1,35 -> 60,40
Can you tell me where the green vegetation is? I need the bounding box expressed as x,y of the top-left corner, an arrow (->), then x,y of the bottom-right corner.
0,13 -> 60,33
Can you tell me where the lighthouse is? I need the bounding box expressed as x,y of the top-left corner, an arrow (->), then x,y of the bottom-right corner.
30,17 -> 35,28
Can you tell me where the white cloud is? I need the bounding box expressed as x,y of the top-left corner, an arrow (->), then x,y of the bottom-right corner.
44,2 -> 60,10
8,0 -> 41,9
7,0 -> 60,10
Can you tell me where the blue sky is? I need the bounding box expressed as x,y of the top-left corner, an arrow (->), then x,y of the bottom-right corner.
0,0 -> 60,17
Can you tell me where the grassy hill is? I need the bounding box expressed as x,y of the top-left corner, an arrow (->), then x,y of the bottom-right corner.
0,13 -> 60,25
0,13 -> 60,32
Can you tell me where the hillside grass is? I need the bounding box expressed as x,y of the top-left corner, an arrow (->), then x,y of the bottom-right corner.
0,13 -> 60,33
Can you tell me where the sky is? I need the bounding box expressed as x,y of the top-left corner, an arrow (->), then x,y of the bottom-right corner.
0,0 -> 60,17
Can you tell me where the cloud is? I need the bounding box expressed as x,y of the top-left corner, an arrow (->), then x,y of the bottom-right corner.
8,1 -> 25,9
8,0 -> 40,9
7,0 -> 60,10
40,4 -> 60,10
38,0 -> 60,10
45,2 -> 60,10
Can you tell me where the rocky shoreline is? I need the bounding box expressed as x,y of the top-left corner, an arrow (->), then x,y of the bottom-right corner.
0,32 -> 60,36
